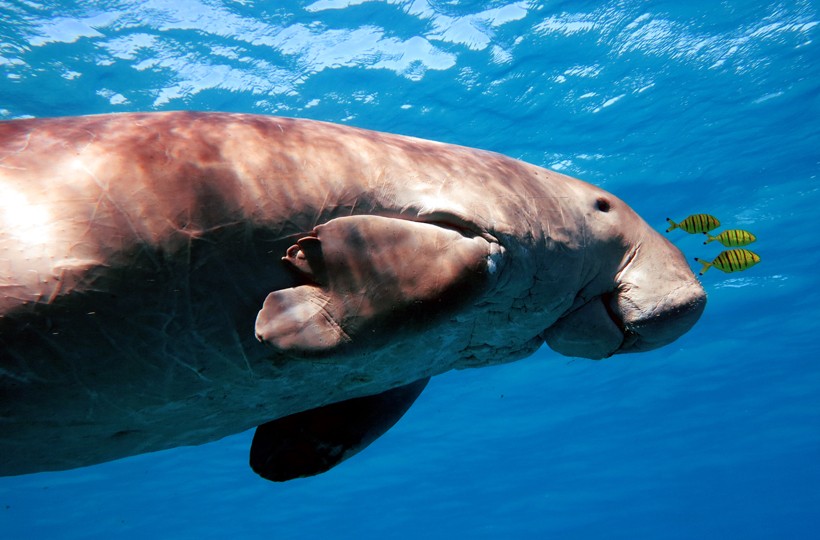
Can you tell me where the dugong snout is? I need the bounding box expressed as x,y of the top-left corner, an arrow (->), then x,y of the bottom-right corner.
613,278 -> 706,354
611,232 -> 707,355
543,278 -> 705,360
542,222 -> 706,360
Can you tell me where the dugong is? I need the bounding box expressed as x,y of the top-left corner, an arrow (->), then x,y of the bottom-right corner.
0,112 -> 705,481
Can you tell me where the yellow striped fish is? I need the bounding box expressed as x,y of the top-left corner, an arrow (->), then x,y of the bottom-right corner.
695,249 -> 760,275
666,214 -> 721,234
703,229 -> 756,247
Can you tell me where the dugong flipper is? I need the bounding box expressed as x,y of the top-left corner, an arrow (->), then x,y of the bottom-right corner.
250,377 -> 429,481
255,215 -> 493,356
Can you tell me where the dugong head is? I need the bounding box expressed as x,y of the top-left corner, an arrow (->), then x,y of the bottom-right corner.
542,192 -> 706,360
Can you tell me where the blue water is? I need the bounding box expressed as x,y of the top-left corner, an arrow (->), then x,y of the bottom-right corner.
1,0 -> 819,538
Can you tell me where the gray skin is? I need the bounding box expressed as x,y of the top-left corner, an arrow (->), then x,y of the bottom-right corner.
0,112 -> 705,478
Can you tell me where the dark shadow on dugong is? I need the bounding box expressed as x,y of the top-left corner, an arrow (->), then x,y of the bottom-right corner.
251,378 -> 429,481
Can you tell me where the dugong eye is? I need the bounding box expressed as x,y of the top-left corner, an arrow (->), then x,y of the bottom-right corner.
596,197 -> 611,213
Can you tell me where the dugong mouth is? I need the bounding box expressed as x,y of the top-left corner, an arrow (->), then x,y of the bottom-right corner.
542,283 -> 706,360
541,294 -> 628,360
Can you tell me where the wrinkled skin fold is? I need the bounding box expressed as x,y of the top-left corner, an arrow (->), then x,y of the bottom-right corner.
0,112 -> 705,479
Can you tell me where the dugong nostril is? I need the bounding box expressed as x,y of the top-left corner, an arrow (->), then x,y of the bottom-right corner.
596,197 -> 611,212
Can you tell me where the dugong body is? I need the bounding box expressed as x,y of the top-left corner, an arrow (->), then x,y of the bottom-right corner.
0,112 -> 705,479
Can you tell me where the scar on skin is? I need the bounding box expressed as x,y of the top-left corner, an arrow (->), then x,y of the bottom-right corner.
0,133 -> 31,170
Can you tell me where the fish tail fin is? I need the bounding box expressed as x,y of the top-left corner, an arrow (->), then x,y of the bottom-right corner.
665,218 -> 678,233
694,257 -> 711,275
703,233 -> 714,245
